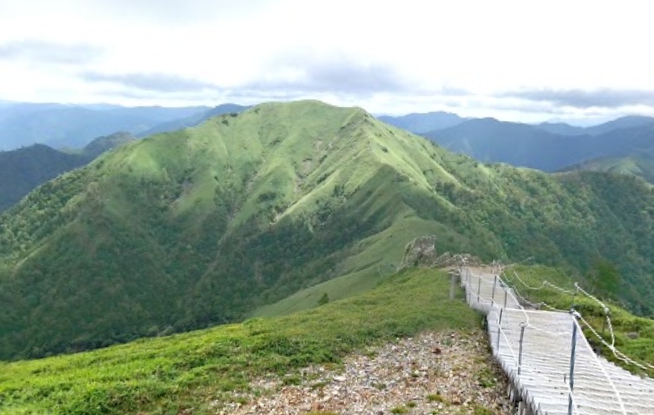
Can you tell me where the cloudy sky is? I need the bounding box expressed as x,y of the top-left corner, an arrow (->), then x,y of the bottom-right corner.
0,0 -> 653,123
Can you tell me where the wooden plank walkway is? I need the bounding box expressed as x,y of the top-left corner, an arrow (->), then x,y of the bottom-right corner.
460,268 -> 654,415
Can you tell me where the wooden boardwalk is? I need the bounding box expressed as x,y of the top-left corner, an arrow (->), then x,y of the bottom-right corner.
460,269 -> 654,415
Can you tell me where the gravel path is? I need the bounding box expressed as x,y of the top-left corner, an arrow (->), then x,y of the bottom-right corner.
216,329 -> 512,414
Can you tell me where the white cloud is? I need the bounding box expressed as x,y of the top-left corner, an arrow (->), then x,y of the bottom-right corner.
0,0 -> 653,121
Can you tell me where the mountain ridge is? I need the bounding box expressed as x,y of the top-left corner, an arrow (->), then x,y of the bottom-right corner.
2,100 -> 654,361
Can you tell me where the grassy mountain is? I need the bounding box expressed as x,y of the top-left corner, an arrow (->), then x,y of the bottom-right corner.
377,111 -> 463,133
562,153 -> 654,184
2,100 -> 654,361
425,119 -> 654,171
82,131 -> 136,158
0,103 -> 208,150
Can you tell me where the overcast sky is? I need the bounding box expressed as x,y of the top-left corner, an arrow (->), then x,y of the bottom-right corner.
0,0 -> 653,123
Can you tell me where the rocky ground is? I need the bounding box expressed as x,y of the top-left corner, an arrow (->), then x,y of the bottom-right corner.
214,329 -> 512,414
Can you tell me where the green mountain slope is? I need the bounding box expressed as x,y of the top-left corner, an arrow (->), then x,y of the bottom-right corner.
0,144 -> 90,213
563,153 -> 654,184
2,100 -> 654,361
0,268 -> 480,415
82,131 -> 136,158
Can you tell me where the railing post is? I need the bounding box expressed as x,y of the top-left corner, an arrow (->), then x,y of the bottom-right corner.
496,308 -> 503,351
503,288 -> 508,309
518,322 -> 526,375
491,275 -> 497,306
465,273 -> 470,303
568,319 -> 578,415
477,275 -> 481,303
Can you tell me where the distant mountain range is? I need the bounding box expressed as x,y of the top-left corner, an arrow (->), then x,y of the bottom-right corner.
0,102 -> 209,150
422,116 -> 654,172
377,111 -> 465,133
536,115 -> 654,136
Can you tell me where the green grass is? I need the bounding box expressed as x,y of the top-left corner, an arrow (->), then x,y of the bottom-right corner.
252,216 -> 466,317
0,268 -> 479,415
505,265 -> 654,374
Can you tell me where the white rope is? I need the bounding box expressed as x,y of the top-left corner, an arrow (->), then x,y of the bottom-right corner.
504,268 -> 654,372
509,270 -> 615,351
513,271 -> 548,291
509,267 -> 654,372
507,264 -> 654,371
576,312 -> 654,372
497,318 -> 520,370
572,317 -> 628,415
544,280 -> 577,296
563,377 -> 582,415
463,266 -> 643,415
574,283 -> 616,347
472,272 -> 573,340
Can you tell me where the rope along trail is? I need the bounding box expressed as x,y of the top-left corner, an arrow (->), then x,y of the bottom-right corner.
460,268 -> 654,415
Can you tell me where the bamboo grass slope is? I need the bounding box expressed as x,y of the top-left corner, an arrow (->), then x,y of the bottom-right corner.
2,100 -> 654,361
461,267 -> 654,415
0,268 -> 479,415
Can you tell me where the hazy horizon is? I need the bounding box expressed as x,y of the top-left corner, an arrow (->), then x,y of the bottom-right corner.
1,0 -> 653,125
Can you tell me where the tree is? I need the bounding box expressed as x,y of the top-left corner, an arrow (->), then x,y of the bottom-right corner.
588,257 -> 622,299
317,293 -> 329,306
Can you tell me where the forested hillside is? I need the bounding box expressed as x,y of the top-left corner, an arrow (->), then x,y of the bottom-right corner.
563,154 -> 654,184
0,144 -> 89,212
0,133 -> 134,213
1,100 -> 654,361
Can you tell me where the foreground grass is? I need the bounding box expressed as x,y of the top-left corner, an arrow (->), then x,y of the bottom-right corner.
506,265 -> 654,375
0,268 -> 479,415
